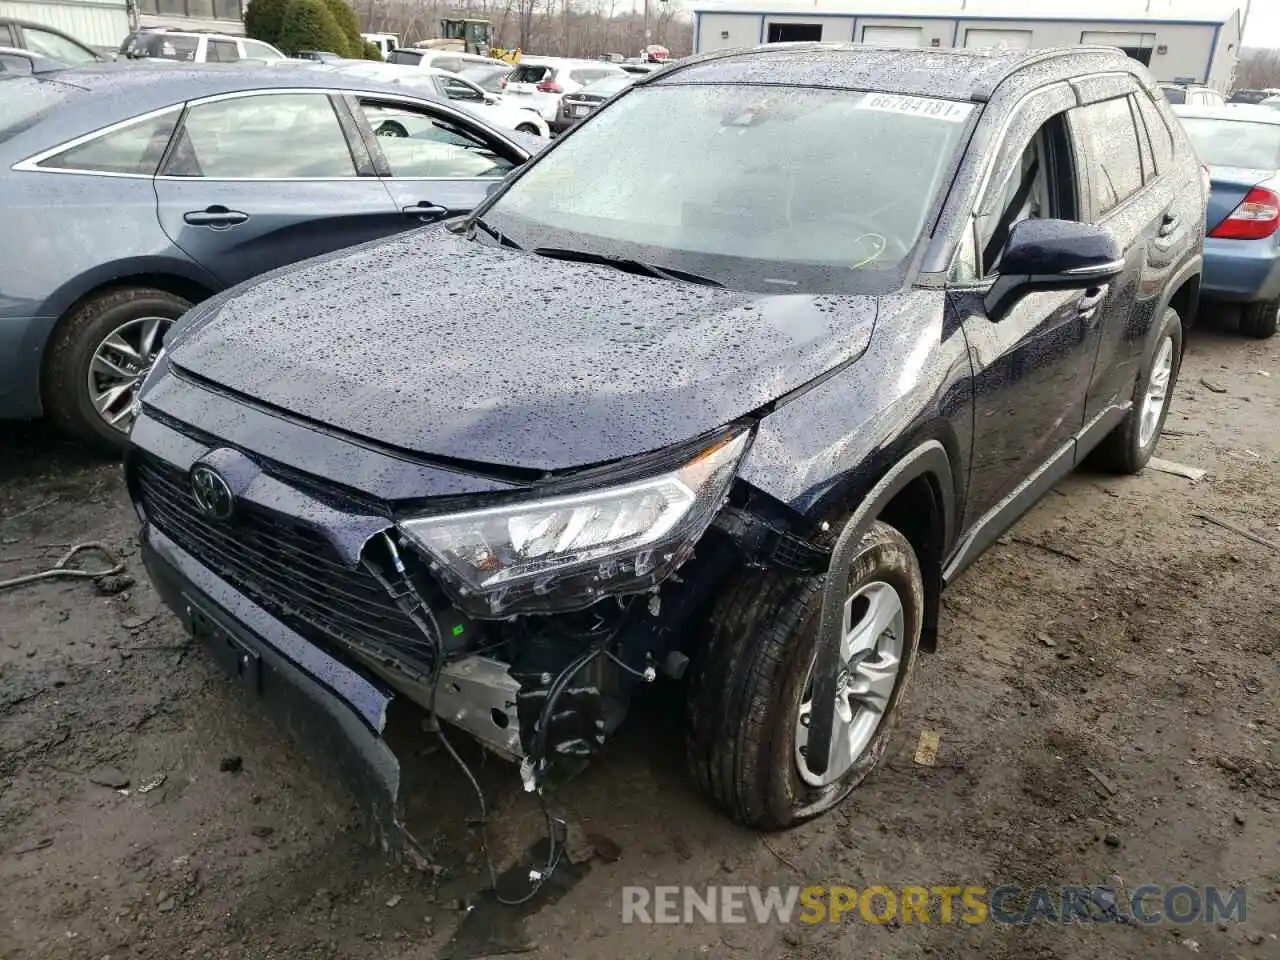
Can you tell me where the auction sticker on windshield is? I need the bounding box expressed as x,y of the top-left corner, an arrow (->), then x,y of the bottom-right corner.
857,93 -> 972,122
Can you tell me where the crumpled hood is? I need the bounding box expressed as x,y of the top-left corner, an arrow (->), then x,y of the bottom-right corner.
168,229 -> 879,472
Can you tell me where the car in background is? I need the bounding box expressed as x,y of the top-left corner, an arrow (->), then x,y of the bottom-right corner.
1264,95 -> 1280,110
554,72 -> 634,133
457,63 -> 512,94
1173,104 -> 1280,338
1160,83 -> 1224,107
0,18 -> 103,65
501,56 -> 627,122
0,63 -> 540,449
295,50 -> 345,63
119,29 -> 284,64
315,61 -> 550,137
362,32 -> 399,58
385,48 -> 494,74
1229,89 -> 1275,105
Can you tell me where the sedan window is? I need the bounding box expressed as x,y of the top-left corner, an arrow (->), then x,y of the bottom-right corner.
356,100 -> 515,179
164,94 -> 357,178
1178,117 -> 1280,169
22,26 -> 99,65
39,109 -> 180,175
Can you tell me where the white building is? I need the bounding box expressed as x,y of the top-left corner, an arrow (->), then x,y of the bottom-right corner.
690,0 -> 1246,91
0,0 -> 245,51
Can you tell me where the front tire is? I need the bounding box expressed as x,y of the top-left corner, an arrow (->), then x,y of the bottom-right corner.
1239,298 -> 1279,339
43,287 -> 189,451
685,521 -> 924,829
515,123 -> 540,135
1091,305 -> 1183,475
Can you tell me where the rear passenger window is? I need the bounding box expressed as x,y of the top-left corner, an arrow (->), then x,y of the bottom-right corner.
40,110 -> 179,175
1134,91 -> 1174,173
163,94 -> 356,178
1072,97 -> 1144,217
207,39 -> 239,63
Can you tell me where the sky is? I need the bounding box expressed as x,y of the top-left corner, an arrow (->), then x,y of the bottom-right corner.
1244,1 -> 1280,49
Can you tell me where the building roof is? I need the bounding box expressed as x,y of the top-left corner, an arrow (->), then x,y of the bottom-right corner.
691,0 -> 1242,25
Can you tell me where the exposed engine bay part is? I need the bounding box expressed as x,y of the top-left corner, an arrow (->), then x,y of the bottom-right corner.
433,656 -> 523,759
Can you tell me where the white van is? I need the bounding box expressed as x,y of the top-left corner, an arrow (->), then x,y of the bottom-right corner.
362,33 -> 399,58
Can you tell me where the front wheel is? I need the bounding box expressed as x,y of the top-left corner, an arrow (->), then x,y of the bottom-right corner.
685,521 -> 924,829
515,122 -> 540,135
1239,298 -> 1279,339
1091,305 -> 1183,475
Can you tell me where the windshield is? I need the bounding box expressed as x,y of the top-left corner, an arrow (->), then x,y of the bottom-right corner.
387,49 -> 422,65
0,78 -> 77,142
481,84 -> 974,294
1180,117 -> 1280,169
1161,86 -> 1187,105
580,75 -> 633,97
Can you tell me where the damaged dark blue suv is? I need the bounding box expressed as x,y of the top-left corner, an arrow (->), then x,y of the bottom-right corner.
126,43 -> 1206,849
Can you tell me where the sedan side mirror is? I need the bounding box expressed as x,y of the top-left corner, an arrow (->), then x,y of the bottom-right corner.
985,219 -> 1124,321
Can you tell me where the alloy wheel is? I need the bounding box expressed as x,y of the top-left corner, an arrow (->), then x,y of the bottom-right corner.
86,315 -> 171,433
795,580 -> 905,787
1138,335 -> 1174,449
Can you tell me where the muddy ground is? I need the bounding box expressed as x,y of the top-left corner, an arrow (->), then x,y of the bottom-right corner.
1,311 -> 1277,960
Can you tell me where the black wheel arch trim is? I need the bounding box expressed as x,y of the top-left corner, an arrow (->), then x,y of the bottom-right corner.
802,439 -> 954,777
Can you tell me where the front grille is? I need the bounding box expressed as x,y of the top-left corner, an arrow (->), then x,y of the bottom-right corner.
136,454 -> 433,673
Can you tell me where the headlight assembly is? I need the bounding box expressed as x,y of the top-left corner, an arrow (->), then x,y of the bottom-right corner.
398,430 -> 751,617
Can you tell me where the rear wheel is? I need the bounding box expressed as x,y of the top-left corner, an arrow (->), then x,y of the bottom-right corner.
43,287 -> 189,451
1239,298 -> 1279,339
685,521 -> 923,829
515,122 -> 540,135
1091,305 -> 1183,474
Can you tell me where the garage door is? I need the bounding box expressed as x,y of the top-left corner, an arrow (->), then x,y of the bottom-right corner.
1081,31 -> 1156,66
860,26 -> 924,47
964,29 -> 1033,50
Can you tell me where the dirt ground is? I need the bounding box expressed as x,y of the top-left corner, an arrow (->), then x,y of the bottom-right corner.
1,309 -> 1277,960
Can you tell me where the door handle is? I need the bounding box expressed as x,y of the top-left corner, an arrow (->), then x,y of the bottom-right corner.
1077,285 -> 1107,322
402,202 -> 449,222
1157,213 -> 1180,238
183,206 -> 249,228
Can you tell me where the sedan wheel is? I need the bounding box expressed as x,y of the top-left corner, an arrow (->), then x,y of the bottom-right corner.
87,315 -> 172,433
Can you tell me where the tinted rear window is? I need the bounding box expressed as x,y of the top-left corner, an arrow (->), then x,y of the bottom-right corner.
509,65 -> 548,83
388,49 -> 423,65
122,33 -> 199,61
0,78 -> 76,142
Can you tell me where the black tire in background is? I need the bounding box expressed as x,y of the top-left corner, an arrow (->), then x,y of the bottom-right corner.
685,521 -> 924,829
1239,298 -> 1279,339
1091,306 -> 1184,475
42,287 -> 190,452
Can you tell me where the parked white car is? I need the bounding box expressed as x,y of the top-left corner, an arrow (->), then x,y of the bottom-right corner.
320,61 -> 550,137
500,57 -> 627,123
385,48 -> 496,74
118,29 -> 284,64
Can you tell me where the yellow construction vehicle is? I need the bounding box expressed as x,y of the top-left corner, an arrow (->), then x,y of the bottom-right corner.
414,18 -> 520,63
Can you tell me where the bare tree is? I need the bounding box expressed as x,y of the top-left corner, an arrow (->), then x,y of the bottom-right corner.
1236,47 -> 1280,90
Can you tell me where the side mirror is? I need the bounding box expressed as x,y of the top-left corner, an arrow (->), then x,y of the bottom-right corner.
985,219 -> 1124,321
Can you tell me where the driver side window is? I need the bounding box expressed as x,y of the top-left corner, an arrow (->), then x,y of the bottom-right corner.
354,99 -> 516,180
978,114 -> 1076,276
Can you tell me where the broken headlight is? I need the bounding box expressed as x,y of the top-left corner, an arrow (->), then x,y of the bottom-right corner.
398,430 -> 751,617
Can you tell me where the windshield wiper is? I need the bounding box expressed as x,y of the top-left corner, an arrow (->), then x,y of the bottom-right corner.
469,216 -> 521,249
533,247 -> 723,287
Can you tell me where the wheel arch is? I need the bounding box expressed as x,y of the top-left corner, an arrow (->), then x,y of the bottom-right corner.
1158,256 -> 1203,353
36,260 -> 220,409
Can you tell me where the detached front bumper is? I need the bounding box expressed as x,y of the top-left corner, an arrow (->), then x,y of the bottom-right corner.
141,523 -> 425,863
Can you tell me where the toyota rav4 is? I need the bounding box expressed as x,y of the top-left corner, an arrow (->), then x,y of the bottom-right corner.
126,43 -> 1206,860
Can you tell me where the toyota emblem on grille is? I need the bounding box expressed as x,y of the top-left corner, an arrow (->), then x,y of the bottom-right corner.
190,464 -> 234,521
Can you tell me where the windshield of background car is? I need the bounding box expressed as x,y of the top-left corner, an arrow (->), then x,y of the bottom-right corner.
580,74 -> 633,97
1161,87 -> 1187,104
0,77 -> 76,142
1179,117 -> 1280,169
482,85 -> 975,294
387,49 -> 423,65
